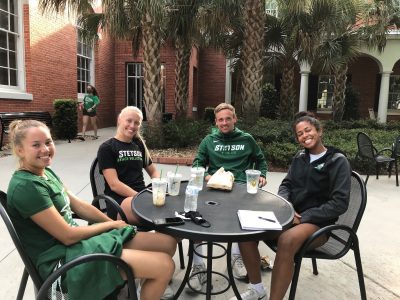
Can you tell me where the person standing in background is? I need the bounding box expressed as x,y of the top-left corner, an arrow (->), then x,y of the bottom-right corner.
80,84 -> 100,140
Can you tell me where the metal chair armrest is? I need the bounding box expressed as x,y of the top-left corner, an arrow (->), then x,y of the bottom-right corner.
92,194 -> 128,223
376,147 -> 394,157
296,224 -> 358,258
36,253 -> 137,300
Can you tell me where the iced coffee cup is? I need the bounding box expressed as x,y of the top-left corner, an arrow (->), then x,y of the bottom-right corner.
190,167 -> 205,190
152,178 -> 168,206
167,172 -> 182,196
245,169 -> 261,194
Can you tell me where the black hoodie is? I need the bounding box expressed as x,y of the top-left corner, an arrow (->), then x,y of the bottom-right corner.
278,146 -> 351,225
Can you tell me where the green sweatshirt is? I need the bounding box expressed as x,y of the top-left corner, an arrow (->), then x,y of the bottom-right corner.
193,127 -> 267,183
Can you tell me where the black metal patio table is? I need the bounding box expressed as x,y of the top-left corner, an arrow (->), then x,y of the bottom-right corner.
132,181 -> 294,300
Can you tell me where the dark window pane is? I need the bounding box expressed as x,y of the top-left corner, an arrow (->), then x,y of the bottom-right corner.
127,64 -> 133,76
8,33 -> 15,50
10,14 -> 15,33
0,31 -> 6,48
82,69 -> 86,82
9,50 -> 15,68
9,68 -> 16,85
0,67 -> 8,84
0,49 -> 7,67
0,0 -> 7,11
86,70 -> 90,83
77,69 -> 80,80
77,41 -> 82,54
0,11 -> 8,30
10,0 -> 15,14
77,81 -> 80,93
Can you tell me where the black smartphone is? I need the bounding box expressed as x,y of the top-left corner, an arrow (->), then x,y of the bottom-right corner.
153,217 -> 185,227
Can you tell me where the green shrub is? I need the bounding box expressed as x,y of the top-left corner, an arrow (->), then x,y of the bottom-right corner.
260,83 -> 280,119
143,118 -> 211,149
53,99 -> 78,141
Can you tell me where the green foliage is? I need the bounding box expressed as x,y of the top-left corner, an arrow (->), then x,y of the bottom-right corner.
239,118 -> 399,173
143,118 -> 211,149
260,83 -> 279,119
53,99 -> 78,141
203,107 -> 215,124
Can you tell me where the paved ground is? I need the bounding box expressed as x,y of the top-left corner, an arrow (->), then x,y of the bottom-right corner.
0,127 -> 399,299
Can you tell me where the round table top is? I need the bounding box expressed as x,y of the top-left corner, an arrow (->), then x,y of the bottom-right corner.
132,181 -> 294,242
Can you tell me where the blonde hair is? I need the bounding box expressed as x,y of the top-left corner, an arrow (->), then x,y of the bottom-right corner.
214,103 -> 236,117
8,119 -> 50,158
118,106 -> 152,165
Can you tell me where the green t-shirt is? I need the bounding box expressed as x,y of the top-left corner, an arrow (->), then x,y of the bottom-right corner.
7,168 -> 77,266
83,94 -> 100,111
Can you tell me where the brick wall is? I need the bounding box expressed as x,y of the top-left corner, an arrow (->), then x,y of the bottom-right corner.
198,48 -> 226,116
348,56 -> 380,119
94,33 -> 116,128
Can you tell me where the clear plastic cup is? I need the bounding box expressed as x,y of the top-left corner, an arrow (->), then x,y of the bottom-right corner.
167,172 -> 182,196
152,178 -> 168,206
245,170 -> 261,194
190,167 -> 205,190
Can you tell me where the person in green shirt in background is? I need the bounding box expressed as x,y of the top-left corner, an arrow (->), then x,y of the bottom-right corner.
79,84 -> 100,140
188,103 -> 268,292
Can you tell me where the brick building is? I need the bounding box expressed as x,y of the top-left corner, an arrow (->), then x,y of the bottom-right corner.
1,1 -> 399,134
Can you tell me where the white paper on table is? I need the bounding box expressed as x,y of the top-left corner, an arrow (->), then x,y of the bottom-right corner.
237,210 -> 282,231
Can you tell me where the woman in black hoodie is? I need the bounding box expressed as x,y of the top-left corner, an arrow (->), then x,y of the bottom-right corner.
234,112 -> 351,300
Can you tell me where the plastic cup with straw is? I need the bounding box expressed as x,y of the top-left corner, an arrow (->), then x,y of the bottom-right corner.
246,163 -> 261,194
168,165 -> 182,196
190,162 -> 205,190
152,169 -> 167,206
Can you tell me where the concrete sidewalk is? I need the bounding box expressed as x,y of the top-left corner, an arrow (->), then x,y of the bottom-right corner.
0,127 -> 399,299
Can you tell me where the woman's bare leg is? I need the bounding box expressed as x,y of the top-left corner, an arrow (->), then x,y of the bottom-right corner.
121,232 -> 177,299
120,249 -> 174,300
82,115 -> 89,138
90,116 -> 98,137
120,197 -> 142,225
270,223 -> 326,300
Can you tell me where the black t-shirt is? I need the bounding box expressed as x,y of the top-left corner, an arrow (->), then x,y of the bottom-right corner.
97,137 -> 152,204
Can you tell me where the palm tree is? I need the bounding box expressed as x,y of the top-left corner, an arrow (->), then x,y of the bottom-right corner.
39,0 -> 167,125
165,0 -> 204,119
238,0 -> 266,120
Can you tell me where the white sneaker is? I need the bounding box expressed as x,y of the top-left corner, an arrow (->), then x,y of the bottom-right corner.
187,263 -> 207,292
229,286 -> 267,300
232,254 -> 247,279
160,284 -> 174,299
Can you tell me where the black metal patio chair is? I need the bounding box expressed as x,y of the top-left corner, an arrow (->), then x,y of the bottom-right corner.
0,190 -> 137,300
265,171 -> 367,300
89,157 -> 186,269
356,132 -> 397,184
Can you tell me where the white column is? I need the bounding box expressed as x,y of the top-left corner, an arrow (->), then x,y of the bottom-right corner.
377,71 -> 392,123
298,62 -> 311,112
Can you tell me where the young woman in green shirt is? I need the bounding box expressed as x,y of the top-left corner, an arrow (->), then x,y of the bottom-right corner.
7,119 -> 176,300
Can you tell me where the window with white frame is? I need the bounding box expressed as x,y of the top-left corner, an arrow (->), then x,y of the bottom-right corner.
266,0 -> 278,17
126,62 -> 166,118
317,75 -> 335,110
77,29 -> 94,94
389,75 -> 400,110
0,0 -> 18,87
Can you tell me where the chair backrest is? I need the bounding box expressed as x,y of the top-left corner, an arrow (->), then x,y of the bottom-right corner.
0,191 -> 44,289
90,157 -> 105,198
337,171 -> 367,233
357,132 -> 376,160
